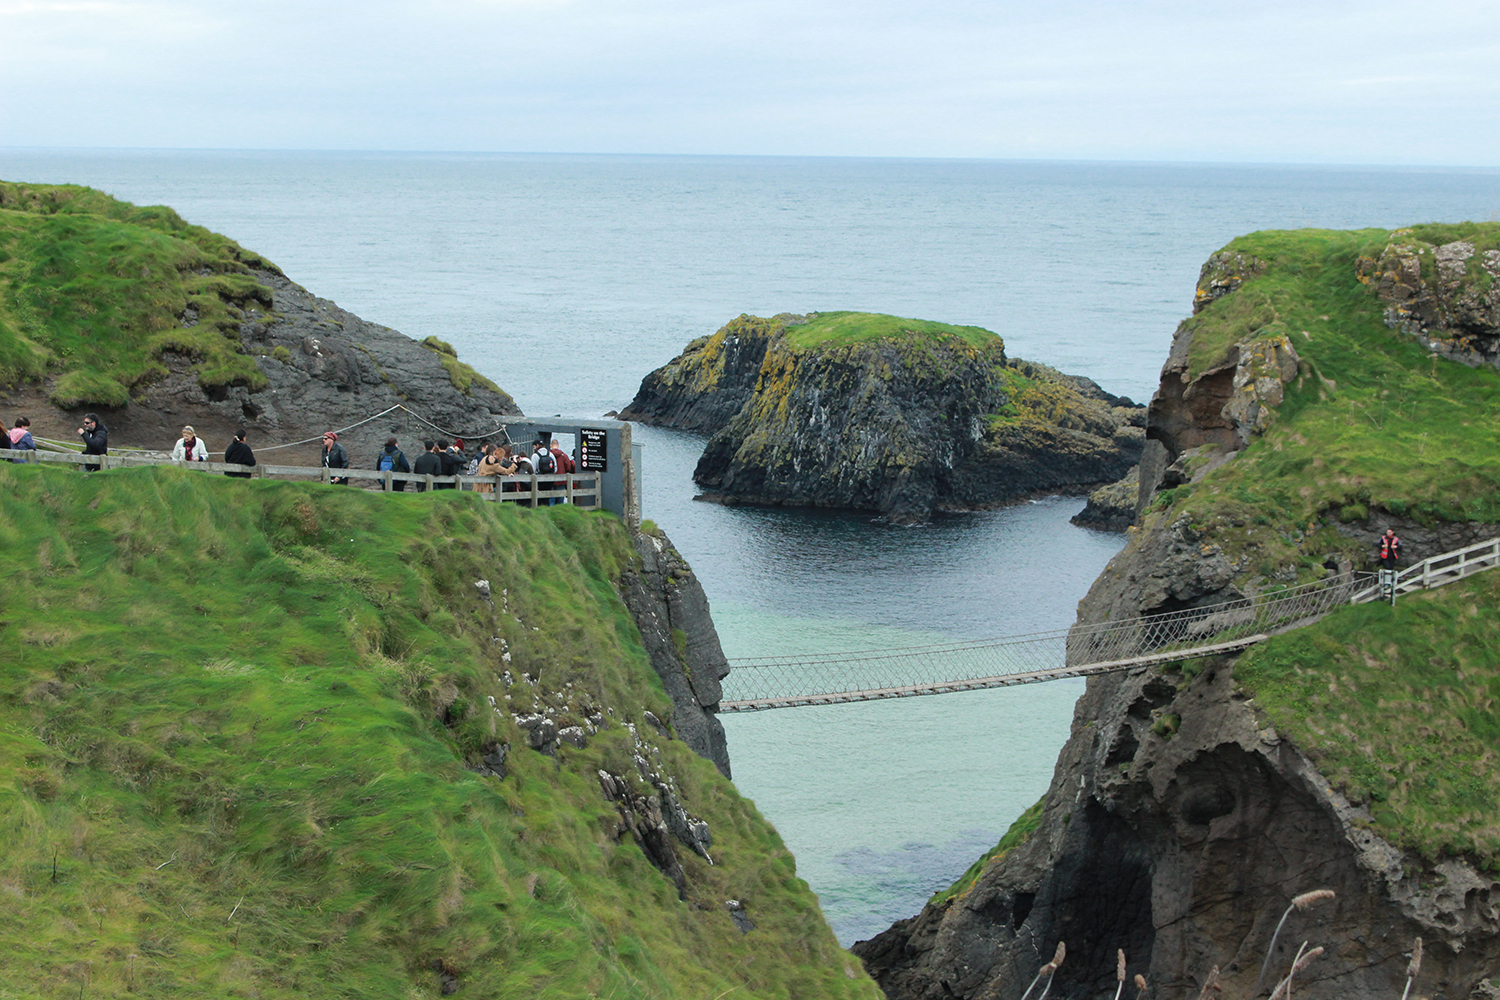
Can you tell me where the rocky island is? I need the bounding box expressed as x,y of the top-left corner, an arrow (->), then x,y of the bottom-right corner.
854,224 -> 1500,999
621,311 -> 1145,523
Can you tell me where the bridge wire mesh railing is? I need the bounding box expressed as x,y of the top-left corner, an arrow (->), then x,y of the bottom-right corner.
721,572 -> 1371,709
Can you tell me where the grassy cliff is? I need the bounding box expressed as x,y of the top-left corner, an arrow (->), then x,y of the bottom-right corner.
0,181 -> 495,409
0,464 -> 876,999
1148,226 -> 1500,581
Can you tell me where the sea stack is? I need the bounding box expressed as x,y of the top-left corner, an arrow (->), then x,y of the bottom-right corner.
622,311 -> 1145,522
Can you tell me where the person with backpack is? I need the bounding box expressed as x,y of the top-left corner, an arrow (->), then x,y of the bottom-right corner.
531,439 -> 559,505
321,431 -> 349,484
224,429 -> 256,478
376,436 -> 411,491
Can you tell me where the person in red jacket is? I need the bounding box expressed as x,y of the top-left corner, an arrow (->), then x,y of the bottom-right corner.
1377,528 -> 1401,570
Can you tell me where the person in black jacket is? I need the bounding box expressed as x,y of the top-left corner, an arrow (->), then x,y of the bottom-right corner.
376,436 -> 412,491
225,429 -> 256,479
78,413 -> 108,471
321,431 -> 349,484
411,439 -> 442,492
435,438 -> 463,489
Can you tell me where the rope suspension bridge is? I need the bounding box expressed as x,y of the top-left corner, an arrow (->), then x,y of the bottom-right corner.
720,538 -> 1500,712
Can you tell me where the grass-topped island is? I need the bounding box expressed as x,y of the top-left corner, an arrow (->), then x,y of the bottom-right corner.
621,311 -> 1146,522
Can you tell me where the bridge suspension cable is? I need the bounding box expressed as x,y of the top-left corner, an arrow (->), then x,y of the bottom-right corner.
720,537 -> 1500,712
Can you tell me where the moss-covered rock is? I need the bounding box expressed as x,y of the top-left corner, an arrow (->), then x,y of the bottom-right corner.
623,312 -> 1144,522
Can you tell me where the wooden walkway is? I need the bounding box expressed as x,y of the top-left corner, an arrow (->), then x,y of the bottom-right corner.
9,448 -> 601,507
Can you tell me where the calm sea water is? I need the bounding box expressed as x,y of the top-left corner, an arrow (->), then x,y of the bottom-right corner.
4,149 -> 1497,942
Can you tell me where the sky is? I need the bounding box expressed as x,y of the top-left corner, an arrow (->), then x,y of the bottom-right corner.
2,0 -> 1499,164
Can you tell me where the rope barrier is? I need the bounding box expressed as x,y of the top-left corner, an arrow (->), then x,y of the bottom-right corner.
28,402 -> 526,457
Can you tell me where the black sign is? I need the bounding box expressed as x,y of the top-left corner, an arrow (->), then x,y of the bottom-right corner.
579,428 -> 608,471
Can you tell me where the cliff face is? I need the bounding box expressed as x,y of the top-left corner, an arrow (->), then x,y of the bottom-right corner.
0,181 -> 519,463
622,313 -> 1143,523
853,227 -> 1500,1000
618,527 -> 733,778
84,268 -> 520,463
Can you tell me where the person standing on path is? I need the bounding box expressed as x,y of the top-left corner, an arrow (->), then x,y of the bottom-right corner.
321,432 -> 349,484
411,439 -> 442,492
8,417 -> 35,462
172,425 -> 210,462
78,413 -> 107,471
225,429 -> 256,478
1378,528 -> 1401,570
376,436 -> 411,491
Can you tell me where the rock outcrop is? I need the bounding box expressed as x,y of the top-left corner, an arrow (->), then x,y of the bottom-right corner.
852,228 -> 1500,1000
617,527 -> 733,778
622,313 -> 1144,523
1357,227 -> 1500,371
1070,467 -> 1140,532
101,269 -> 519,462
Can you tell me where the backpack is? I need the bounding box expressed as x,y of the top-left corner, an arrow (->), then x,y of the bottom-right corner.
534,449 -> 556,474
378,451 -> 396,472
466,457 -> 480,476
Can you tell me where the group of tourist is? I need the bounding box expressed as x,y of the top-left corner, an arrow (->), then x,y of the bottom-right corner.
353,434 -> 578,501
6,417 -> 577,502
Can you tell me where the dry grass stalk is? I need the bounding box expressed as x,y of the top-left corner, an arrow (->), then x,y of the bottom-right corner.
1401,936 -> 1423,1000
1133,973 -> 1148,1000
1196,965 -> 1222,1000
1269,943 -> 1324,1000
1019,942 -> 1067,1000
1113,950 -> 1127,1000
1257,889 -> 1337,994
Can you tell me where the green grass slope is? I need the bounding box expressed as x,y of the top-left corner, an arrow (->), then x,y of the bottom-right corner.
0,464 -> 874,999
1152,226 -> 1500,580
0,182 -> 280,406
780,312 -> 998,351
1231,570 -> 1500,869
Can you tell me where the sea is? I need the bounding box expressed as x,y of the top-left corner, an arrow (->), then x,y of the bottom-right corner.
3,149 -> 1496,944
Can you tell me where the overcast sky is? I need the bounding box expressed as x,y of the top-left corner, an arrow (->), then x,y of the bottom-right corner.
2,0 -> 1498,164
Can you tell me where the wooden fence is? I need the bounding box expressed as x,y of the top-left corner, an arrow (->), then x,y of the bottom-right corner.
9,449 -> 601,508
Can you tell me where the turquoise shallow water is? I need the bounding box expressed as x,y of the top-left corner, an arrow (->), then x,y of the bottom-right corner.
3,149 -> 1496,942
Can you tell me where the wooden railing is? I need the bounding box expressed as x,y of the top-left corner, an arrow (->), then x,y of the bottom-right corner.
8,449 -> 601,508
1349,536 -> 1500,603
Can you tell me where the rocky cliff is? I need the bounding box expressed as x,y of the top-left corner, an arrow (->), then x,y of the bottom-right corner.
853,226 -> 1500,1000
0,181 -> 519,464
621,312 -> 1144,523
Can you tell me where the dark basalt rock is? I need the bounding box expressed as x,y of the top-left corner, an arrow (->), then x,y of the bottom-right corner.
616,528 -> 732,778
623,314 -> 1144,523
72,267 -> 521,463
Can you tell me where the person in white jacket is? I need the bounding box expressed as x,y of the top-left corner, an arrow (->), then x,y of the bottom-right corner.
172,425 -> 211,462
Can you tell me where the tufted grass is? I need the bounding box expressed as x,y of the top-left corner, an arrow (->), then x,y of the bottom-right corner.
0,464 -> 876,999
0,181 -> 281,405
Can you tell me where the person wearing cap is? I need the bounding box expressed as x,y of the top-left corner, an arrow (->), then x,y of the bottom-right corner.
172,425 -> 211,462
321,431 -> 349,484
